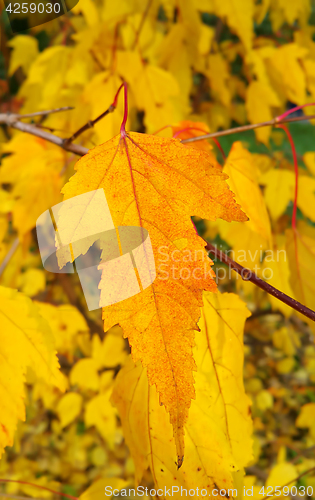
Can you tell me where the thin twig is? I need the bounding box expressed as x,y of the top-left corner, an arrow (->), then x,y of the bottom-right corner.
182,114 -> 315,143
207,243 -> 315,322
261,466 -> 315,500
63,83 -> 124,145
17,107 -> 74,119
132,0 -> 154,49
0,114 -> 88,156
0,494 -> 47,500
0,480 -> 77,500
1,112 -> 315,157
0,237 -> 19,277
63,106 -> 115,145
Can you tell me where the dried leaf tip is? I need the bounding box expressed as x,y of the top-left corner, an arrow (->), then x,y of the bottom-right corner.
177,456 -> 184,469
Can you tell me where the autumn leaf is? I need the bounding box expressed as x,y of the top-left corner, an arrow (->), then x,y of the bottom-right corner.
7,36 -> 39,77
276,0 -> 310,25
111,291 -> 252,491
0,286 -> 65,456
222,142 -> 271,244
266,463 -> 298,493
205,141 -> 272,278
296,403 -> 315,439
246,81 -> 281,145
85,391 -> 118,449
56,392 -> 83,429
286,221 -> 315,328
260,168 -> 315,222
35,302 -> 89,354
58,130 -> 246,465
260,168 -> 295,220
211,0 -> 254,50
2,0 -> 315,493
0,135 -> 65,237
303,152 -> 315,176
266,44 -> 308,105
80,478 -> 128,500
262,235 -> 296,316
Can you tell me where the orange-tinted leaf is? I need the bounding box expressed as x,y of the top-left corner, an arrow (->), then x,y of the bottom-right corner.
57,131 -> 247,464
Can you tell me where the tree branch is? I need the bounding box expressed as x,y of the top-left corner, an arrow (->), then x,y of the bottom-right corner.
0,494 -> 47,500
207,243 -> 315,322
0,113 -> 88,156
181,114 -> 315,144
1,108 -> 315,323
17,107 -> 74,119
1,111 -> 315,156
0,480 -> 77,500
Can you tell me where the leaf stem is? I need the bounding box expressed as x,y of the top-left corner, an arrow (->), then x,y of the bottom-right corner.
120,82 -> 128,138
276,102 -> 315,122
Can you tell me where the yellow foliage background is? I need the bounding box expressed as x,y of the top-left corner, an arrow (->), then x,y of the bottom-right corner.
0,0 -> 315,499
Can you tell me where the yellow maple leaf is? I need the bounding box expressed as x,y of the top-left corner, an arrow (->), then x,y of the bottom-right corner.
85,391 -> 118,449
8,35 -> 38,76
70,358 -> 100,391
272,326 -> 301,356
286,221 -> 315,328
266,462 -> 298,493
296,403 -> 315,440
82,72 -> 127,144
297,176 -> 315,223
111,291 -> 252,489
0,135 -> 64,237
17,268 -> 46,297
0,286 -> 65,456
276,0 -> 310,25
71,0 -> 99,27
246,80 -> 281,145
260,169 -> 315,222
223,141 -> 272,244
91,328 -> 127,369
56,392 -> 83,429
260,168 -> 295,220
133,64 -> 183,133
58,130 -> 246,464
212,0 -> 254,50
35,302 -> 89,354
262,235 -> 296,316
206,53 -> 231,107
303,152 -> 315,176
80,478 -> 128,500
266,44 -> 308,105
20,46 -> 72,112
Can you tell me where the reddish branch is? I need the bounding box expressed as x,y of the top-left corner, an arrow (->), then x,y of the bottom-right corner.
181,113 -> 315,143
0,480 -> 78,500
206,243 -> 315,322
